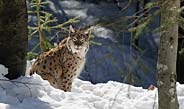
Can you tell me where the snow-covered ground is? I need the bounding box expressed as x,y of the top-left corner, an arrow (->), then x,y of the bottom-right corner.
0,63 -> 184,109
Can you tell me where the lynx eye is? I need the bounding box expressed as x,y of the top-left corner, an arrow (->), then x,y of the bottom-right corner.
72,37 -> 77,41
80,38 -> 85,42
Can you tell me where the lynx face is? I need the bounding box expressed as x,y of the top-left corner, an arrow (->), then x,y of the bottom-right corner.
66,26 -> 90,54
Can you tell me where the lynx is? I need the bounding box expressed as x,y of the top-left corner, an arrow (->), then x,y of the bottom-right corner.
30,25 -> 90,91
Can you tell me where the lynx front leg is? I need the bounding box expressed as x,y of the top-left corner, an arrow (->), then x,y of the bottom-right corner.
41,73 -> 57,88
58,77 -> 73,92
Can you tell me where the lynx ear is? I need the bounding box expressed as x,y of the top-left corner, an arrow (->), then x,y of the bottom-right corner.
84,29 -> 91,35
69,25 -> 75,33
84,28 -> 91,40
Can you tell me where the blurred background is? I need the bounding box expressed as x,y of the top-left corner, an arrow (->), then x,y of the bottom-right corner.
27,0 -> 184,88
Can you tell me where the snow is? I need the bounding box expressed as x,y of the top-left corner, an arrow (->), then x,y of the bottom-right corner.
0,63 -> 184,109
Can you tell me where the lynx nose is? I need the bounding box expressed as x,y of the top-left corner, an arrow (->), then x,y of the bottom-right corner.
74,41 -> 82,46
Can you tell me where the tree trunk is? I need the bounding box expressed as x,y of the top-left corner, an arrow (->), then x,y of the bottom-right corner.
157,0 -> 180,109
0,0 -> 28,79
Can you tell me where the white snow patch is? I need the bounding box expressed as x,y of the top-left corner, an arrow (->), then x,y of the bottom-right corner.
92,26 -> 114,40
65,9 -> 88,18
0,62 -> 184,109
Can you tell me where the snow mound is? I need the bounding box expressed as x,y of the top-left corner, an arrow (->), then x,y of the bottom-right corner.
0,64 -> 184,109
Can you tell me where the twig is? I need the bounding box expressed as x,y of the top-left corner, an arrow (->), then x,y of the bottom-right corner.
127,7 -> 154,28
118,0 -> 132,12
91,0 -> 133,27
36,0 -> 44,53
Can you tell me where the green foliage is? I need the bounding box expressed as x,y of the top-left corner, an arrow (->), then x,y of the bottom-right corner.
128,2 -> 159,41
27,0 -> 80,59
145,2 -> 157,9
134,19 -> 151,40
27,52 -> 38,60
89,41 -> 102,46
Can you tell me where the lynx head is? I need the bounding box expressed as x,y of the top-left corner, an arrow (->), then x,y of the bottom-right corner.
66,25 -> 90,54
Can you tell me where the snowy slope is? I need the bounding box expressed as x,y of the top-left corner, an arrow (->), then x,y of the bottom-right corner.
0,63 -> 184,109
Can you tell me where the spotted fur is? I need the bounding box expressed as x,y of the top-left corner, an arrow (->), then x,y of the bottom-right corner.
30,25 -> 90,91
